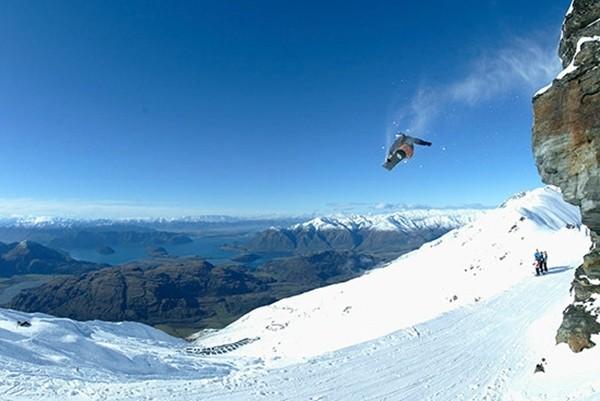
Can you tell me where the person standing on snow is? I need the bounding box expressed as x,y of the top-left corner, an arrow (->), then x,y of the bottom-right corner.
534,358 -> 548,373
541,251 -> 548,272
534,249 -> 544,276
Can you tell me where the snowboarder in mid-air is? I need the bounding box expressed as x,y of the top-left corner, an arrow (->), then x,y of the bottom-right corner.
383,133 -> 432,171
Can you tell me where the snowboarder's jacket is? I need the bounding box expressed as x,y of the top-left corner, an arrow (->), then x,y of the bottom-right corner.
534,251 -> 543,262
383,133 -> 432,171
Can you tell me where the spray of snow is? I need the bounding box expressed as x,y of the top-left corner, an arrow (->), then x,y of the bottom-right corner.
387,38 -> 560,145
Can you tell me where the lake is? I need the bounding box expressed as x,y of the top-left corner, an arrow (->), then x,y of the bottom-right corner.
65,233 -> 261,266
0,275 -> 65,305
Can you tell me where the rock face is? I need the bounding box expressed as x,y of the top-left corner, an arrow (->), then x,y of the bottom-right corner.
532,0 -> 600,352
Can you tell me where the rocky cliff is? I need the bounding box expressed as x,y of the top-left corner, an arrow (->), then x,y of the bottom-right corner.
532,0 -> 600,352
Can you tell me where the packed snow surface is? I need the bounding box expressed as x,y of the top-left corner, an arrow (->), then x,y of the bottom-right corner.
1,187 -> 600,400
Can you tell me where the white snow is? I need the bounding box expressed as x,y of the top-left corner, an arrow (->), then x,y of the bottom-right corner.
535,36 -> 600,97
293,208 -> 482,233
567,0 -> 574,16
0,309 -> 236,381
584,17 -> 600,30
534,82 -> 553,97
557,36 -> 600,80
1,186 -> 600,400
0,214 -> 287,228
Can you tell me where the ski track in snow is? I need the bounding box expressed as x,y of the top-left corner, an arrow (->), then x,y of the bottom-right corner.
1,267 -> 598,401
170,267 -> 595,401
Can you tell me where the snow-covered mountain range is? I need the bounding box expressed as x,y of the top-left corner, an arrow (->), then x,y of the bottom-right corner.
244,208 -> 482,255
0,215 -> 305,248
0,215 -> 283,228
1,187 -> 599,401
0,210 -> 478,230
294,208 -> 481,232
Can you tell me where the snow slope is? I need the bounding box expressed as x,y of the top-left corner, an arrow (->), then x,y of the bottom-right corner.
1,186 -> 599,401
0,309 -> 236,382
3,265 -> 600,400
186,268 -> 600,401
193,187 -> 590,364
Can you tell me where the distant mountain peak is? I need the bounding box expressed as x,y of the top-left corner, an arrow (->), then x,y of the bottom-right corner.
294,208 -> 483,233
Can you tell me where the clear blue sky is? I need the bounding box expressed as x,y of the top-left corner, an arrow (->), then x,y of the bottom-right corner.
0,0 -> 570,218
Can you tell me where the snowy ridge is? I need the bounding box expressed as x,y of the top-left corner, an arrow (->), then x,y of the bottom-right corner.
293,209 -> 481,233
501,186 -> 582,230
193,187 -> 591,364
0,216 -> 83,228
